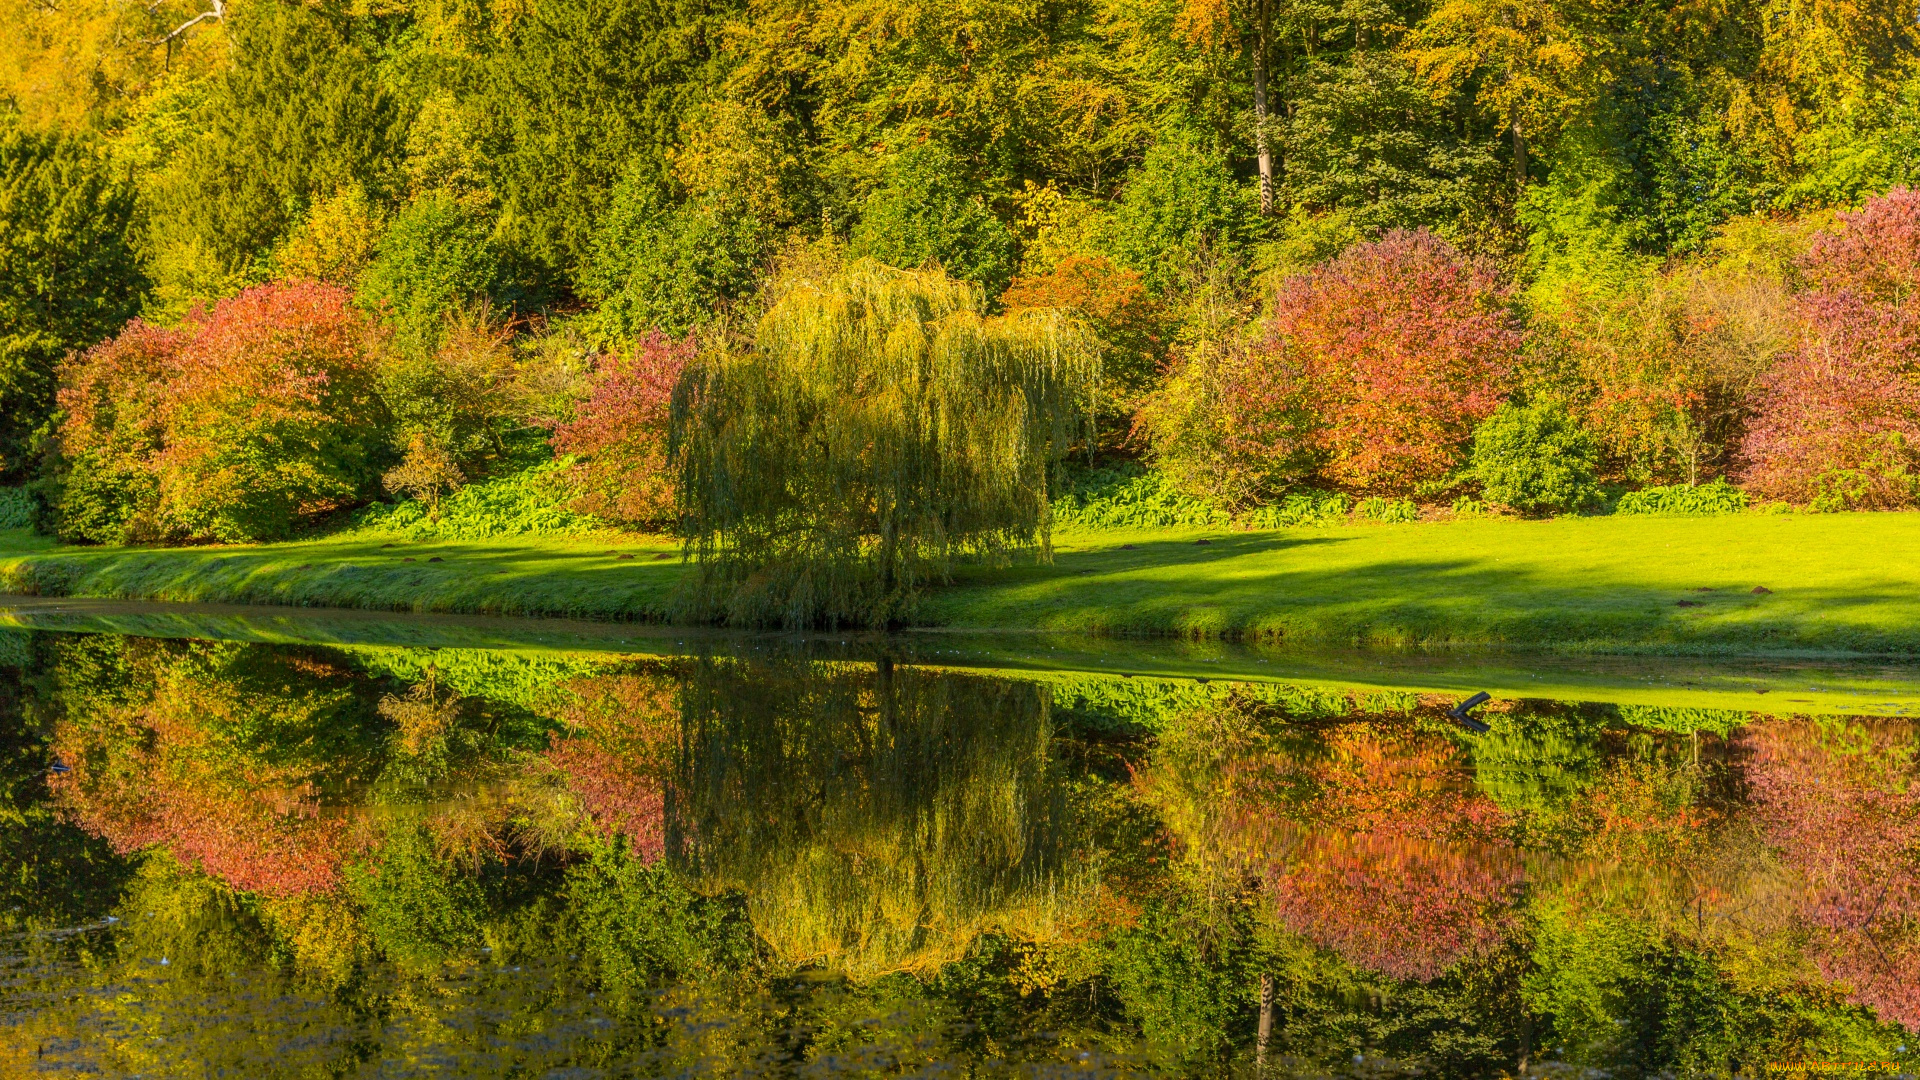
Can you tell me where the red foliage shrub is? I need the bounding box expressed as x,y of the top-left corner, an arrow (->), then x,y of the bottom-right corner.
552,333 -> 694,527
53,282 -> 389,542
1739,191 -> 1920,508
1800,187 -> 1920,302
1738,295 -> 1920,508
1235,230 -> 1522,494
1002,255 -> 1166,412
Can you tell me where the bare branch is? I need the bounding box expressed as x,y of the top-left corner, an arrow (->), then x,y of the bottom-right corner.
149,0 -> 224,48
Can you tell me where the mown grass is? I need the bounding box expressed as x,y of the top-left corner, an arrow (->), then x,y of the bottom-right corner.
2,510 -> 1916,654
0,529 -> 684,620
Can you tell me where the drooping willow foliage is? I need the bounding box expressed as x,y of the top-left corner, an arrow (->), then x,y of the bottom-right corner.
672,258 -> 1102,628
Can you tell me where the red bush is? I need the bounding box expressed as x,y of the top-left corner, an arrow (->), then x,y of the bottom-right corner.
1233,230 -> 1521,493
1800,187 -> 1920,302
1739,190 -> 1920,508
1738,295 -> 1920,508
552,333 -> 694,527
54,282 -> 389,542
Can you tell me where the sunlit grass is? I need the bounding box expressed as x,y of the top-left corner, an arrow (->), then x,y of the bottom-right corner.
2,510 -> 1917,655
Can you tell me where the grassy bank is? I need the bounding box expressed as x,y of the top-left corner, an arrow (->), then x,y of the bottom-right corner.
2,511 -> 1917,654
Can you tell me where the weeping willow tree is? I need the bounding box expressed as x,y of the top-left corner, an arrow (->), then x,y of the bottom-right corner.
672,257 -> 1101,628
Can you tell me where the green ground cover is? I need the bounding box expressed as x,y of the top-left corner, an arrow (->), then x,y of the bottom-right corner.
5,594 -> 1918,714
1,510 -> 1915,654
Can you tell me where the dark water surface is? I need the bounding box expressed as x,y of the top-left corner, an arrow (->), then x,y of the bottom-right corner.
2,619 -> 1917,1077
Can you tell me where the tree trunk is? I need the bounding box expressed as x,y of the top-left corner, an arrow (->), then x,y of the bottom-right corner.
1256,972 -> 1274,1074
1253,0 -> 1275,216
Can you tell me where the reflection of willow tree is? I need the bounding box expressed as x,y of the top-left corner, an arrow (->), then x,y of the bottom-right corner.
1144,697 -> 1522,982
1743,717 -> 1920,1031
663,658 -> 1100,979
45,636 -> 387,896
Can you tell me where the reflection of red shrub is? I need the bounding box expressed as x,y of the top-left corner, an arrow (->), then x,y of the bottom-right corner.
1265,831 -> 1522,982
1235,230 -> 1521,493
48,641 -> 372,897
1743,719 -> 1920,1030
541,673 -> 679,860
56,772 -> 349,896
1224,721 -> 1521,980
552,334 -> 694,527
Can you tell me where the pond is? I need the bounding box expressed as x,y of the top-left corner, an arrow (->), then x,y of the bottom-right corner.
1,605 -> 1917,1077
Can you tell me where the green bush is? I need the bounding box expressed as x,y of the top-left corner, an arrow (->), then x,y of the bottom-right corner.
1613,479 -> 1747,517
1470,400 -> 1600,514
1050,464 -> 1230,530
358,191 -> 519,351
0,487 -> 33,529
1051,463 -> 1353,530
1238,492 -> 1352,528
1355,496 -> 1419,523
582,167 -> 771,338
352,458 -> 600,540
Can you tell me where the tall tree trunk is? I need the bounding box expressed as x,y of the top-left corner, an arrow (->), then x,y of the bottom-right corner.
1253,0 -> 1275,216
1256,972 -> 1274,1073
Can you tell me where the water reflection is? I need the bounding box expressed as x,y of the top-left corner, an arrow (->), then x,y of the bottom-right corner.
2,629 -> 1917,1077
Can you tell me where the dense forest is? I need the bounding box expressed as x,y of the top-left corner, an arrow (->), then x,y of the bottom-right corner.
1,0 -> 1917,620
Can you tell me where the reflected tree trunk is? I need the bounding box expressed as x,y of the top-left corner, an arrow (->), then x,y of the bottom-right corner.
1256,971 -> 1274,1073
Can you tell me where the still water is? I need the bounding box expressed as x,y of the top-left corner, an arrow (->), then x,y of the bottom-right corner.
1,619 -> 1916,1077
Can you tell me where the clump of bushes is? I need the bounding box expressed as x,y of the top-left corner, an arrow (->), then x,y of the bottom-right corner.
1738,189 -> 1920,510
1355,496 -> 1419,523
1050,464 -> 1230,530
1143,229 -> 1521,504
1613,479 -> 1748,516
353,458 -> 598,540
1469,400 -> 1600,514
47,283 -> 390,544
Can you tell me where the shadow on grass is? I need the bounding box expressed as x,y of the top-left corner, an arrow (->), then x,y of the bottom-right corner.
936,535 -> 1920,652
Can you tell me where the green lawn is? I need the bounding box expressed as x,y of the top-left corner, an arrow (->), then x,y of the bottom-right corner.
2,511 -> 1917,654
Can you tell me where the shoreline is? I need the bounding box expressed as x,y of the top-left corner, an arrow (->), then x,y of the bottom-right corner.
4,511 -> 1919,658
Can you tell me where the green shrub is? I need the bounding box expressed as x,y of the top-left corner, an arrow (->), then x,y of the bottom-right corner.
1470,400 -> 1600,514
1450,495 -> 1489,517
1051,463 -> 1353,530
1355,496 -> 1419,523
353,458 -> 600,540
1613,478 -> 1748,516
358,191 -> 516,351
1050,464 -> 1230,530
0,487 -> 33,529
1239,492 -> 1352,528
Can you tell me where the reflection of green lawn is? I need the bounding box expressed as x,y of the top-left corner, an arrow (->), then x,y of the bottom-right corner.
1,511 -> 1917,654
